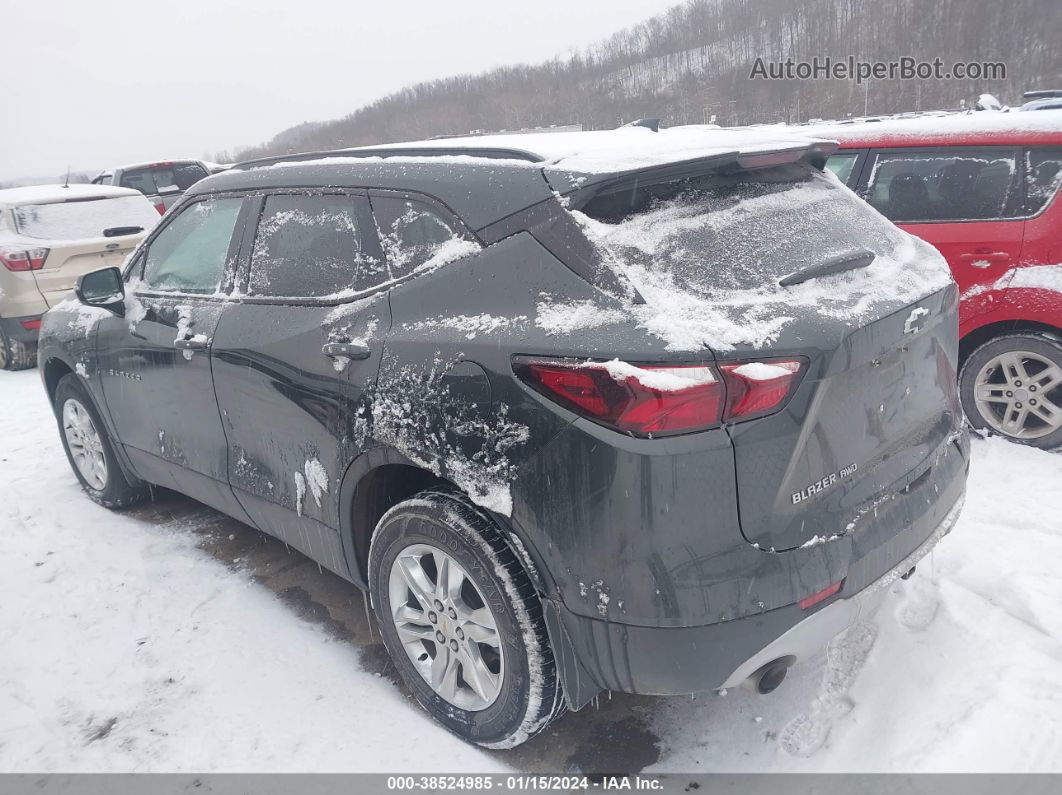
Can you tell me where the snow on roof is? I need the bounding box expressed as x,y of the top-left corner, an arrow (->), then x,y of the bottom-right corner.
358,125 -> 834,174
793,109 -> 1062,145
0,183 -> 142,206
263,154 -> 541,171
110,158 -> 204,171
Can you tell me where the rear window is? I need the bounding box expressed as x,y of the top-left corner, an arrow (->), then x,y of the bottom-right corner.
1025,147 -> 1062,215
578,163 -> 914,292
119,163 -> 208,196
13,195 -> 160,240
571,162 -> 952,350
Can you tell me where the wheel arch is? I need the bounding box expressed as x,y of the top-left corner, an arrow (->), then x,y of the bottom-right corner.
960,319 -> 1062,367
339,449 -> 447,588
338,447 -> 552,596
45,356 -> 146,489
43,356 -> 75,403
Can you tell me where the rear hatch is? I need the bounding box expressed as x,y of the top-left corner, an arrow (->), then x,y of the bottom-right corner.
568,156 -> 959,551
13,194 -> 158,306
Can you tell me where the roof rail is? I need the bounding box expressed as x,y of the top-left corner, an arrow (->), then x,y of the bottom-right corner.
232,146 -> 545,171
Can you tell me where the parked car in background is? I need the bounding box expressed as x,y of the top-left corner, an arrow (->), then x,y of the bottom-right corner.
1022,89 -> 1062,111
92,160 -> 212,215
203,161 -> 234,175
0,184 -> 158,370
39,127 -> 967,747
809,110 -> 1062,448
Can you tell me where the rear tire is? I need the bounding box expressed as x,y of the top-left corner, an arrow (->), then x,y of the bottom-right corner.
959,333 -> 1062,449
54,373 -> 148,507
368,490 -> 564,748
0,327 -> 36,371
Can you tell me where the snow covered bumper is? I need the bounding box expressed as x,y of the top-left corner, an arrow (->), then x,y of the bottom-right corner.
542,490 -> 965,705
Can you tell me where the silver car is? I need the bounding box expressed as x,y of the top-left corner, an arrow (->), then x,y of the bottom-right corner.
91,159 -> 212,215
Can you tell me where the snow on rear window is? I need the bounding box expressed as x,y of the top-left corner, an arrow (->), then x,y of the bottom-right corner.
574,164 -> 953,350
14,196 -> 159,240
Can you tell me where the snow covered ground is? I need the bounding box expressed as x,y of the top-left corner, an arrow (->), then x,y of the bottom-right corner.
2,367 -> 1061,772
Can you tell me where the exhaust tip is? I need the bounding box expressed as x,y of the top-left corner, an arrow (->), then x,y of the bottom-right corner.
754,659 -> 792,695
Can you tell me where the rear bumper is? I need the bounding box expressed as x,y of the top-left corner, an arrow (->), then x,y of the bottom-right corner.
720,493 -> 962,688
547,490 -> 964,699
0,314 -> 43,344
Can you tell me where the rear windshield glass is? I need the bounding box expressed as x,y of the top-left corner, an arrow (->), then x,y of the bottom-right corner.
572,163 -> 952,350
119,163 -> 208,196
579,163 -> 915,292
13,196 -> 160,240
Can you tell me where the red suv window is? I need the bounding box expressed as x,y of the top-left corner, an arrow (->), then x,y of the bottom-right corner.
864,148 -> 1021,223
1025,148 -> 1062,216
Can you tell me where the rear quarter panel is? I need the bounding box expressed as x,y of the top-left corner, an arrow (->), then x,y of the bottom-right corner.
380,232 -> 748,625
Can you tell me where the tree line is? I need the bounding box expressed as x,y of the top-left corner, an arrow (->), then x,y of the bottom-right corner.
215,0 -> 1055,161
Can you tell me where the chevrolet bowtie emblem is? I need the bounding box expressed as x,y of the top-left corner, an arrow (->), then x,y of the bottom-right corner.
903,307 -> 930,335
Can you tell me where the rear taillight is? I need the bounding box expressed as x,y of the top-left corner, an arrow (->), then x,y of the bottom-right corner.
153,201 -> 166,215
0,246 -> 48,271
514,356 -> 804,437
719,360 -> 803,421
20,318 -> 42,330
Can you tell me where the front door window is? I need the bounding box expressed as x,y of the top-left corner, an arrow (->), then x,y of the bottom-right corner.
141,197 -> 243,294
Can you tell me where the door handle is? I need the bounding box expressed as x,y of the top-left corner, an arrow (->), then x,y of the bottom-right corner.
174,337 -> 208,351
959,252 -> 1011,263
322,341 -> 371,360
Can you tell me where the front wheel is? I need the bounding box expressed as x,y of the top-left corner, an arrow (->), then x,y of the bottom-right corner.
368,490 -> 564,748
959,333 -> 1062,449
54,374 -> 148,507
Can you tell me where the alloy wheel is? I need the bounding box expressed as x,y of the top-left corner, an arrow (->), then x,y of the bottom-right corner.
387,543 -> 504,711
62,398 -> 109,490
973,350 -> 1062,440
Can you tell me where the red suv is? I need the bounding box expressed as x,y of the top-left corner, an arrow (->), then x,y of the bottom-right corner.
808,111 -> 1062,448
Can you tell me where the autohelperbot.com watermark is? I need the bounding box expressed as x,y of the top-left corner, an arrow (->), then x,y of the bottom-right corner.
750,55 -> 1006,83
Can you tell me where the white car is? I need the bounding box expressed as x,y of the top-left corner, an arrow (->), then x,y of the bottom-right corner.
0,183 -> 158,370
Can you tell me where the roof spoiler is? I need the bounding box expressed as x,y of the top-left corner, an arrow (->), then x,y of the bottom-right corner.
555,140 -> 838,204
232,146 -> 545,171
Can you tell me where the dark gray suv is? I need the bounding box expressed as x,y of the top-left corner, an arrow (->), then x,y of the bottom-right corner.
38,127 -> 969,748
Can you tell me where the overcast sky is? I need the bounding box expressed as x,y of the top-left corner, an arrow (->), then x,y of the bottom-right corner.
3,0 -> 681,182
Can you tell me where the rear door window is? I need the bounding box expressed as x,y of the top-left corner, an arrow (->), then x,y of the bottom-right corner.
864,149 -> 1020,222
370,196 -> 470,280
247,193 -> 386,298
13,195 -> 160,240
119,163 -> 208,196
1025,148 -> 1062,216
142,197 -> 243,294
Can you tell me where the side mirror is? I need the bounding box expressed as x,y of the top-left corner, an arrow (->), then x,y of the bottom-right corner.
76,266 -> 125,315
